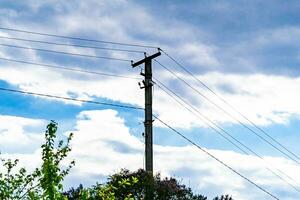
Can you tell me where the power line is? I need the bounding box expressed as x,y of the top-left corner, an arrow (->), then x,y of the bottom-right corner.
0,35 -> 145,53
160,49 -> 300,164
154,76 -> 300,189
0,27 -> 158,49
0,57 -> 140,80
0,87 -> 143,110
154,58 -> 300,165
154,80 -> 248,155
153,78 -> 300,193
154,116 -> 280,200
0,43 -> 132,62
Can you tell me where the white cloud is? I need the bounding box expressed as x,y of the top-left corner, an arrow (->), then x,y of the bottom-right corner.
0,115 -> 44,152
68,109 -> 144,177
196,72 -> 300,125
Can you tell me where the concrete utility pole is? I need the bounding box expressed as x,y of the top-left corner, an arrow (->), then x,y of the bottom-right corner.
132,51 -> 161,175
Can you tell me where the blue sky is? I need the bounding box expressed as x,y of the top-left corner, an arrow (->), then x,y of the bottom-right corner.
1,1 -> 300,199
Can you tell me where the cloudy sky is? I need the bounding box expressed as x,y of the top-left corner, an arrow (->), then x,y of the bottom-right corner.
1,0 -> 300,199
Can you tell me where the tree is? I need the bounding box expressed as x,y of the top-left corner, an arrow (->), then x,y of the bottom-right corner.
0,120 -> 74,200
39,120 -> 75,199
65,169 -> 208,200
65,169 -> 233,200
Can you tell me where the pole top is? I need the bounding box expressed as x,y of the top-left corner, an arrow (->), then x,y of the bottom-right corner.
131,51 -> 161,68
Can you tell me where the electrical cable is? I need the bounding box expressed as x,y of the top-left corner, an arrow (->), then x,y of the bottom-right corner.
0,27 -> 158,49
0,87 -> 143,110
154,115 -> 280,200
0,35 -> 145,53
154,81 -> 248,155
0,57 -> 140,80
0,43 -> 132,62
154,78 -> 300,192
154,58 -> 300,165
160,49 -> 300,163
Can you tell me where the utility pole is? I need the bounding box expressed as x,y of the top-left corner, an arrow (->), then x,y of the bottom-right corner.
132,51 -> 161,175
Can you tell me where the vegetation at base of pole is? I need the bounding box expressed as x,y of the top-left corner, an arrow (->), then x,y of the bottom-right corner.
0,121 -> 233,200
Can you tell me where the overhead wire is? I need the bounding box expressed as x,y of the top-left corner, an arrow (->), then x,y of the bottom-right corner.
0,43 -> 132,62
153,79 -> 248,155
137,53 -> 299,190
0,27 -> 158,49
154,115 -> 280,200
154,58 -> 300,165
0,87 -> 143,110
0,35 -> 145,53
153,77 -> 300,193
160,49 -> 300,163
0,57 -> 140,80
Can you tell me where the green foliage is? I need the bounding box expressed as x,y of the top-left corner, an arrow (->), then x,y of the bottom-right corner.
64,175 -> 139,200
0,157 -> 40,200
64,169 -> 212,200
40,121 -> 75,199
103,169 -> 208,200
0,120 -> 74,200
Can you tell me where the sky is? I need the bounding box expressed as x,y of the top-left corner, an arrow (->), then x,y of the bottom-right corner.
1,0 -> 300,199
